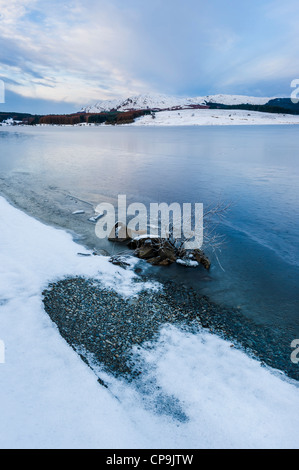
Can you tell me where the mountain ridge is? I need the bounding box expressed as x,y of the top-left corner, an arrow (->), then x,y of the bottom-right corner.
81,93 -> 276,114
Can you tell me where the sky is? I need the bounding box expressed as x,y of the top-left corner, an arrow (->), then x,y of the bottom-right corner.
0,0 -> 298,114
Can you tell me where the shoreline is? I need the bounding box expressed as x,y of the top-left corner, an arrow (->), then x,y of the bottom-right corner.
2,108 -> 299,128
1,192 -> 299,448
42,275 -> 299,384
0,180 -> 298,383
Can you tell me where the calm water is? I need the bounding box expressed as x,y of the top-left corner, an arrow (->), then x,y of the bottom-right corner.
0,125 -> 299,338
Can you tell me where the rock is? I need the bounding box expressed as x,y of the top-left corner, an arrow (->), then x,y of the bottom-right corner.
158,242 -> 177,263
146,256 -> 163,265
146,256 -> 172,266
193,249 -> 211,270
109,255 -> 130,268
108,223 -> 148,244
143,238 -> 154,246
127,238 -> 140,250
158,258 -> 172,266
107,224 -> 211,269
128,235 -> 160,250
135,245 -> 156,260
108,222 -> 131,242
109,256 -> 131,268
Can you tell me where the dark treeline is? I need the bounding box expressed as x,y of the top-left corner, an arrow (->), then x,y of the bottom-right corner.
2,98 -> 299,126
39,114 -> 86,125
207,98 -> 299,115
38,109 -> 152,125
88,109 -> 152,124
0,112 -> 41,124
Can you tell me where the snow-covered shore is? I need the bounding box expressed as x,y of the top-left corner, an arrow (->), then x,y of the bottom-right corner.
1,195 -> 299,449
132,108 -> 299,126
2,108 -> 299,129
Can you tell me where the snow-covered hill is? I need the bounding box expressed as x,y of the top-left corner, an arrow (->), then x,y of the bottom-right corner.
81,93 -> 203,113
81,93 -> 275,113
202,94 -> 273,106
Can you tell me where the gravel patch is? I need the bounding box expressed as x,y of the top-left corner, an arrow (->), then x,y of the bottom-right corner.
42,276 -> 299,384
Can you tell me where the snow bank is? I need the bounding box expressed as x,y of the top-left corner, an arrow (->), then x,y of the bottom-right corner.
0,196 -> 160,448
132,108 -> 299,126
0,195 -> 299,449
127,326 -> 299,448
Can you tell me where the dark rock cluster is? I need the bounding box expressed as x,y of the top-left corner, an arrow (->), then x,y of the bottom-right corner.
108,222 -> 211,268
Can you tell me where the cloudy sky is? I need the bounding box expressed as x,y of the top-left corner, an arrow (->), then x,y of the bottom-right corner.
0,0 -> 298,113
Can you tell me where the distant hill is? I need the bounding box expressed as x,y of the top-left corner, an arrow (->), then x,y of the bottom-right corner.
266,98 -> 299,112
80,93 -> 299,116
2,95 -> 299,128
81,93 -> 277,114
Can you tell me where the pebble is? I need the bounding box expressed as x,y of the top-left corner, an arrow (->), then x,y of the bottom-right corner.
42,276 -> 299,382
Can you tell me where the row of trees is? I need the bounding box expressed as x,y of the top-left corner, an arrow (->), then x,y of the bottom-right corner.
207,102 -> 299,115
83,109 -> 152,125
0,112 -> 41,124
39,114 -> 86,125
3,98 -> 299,126
38,109 -> 152,126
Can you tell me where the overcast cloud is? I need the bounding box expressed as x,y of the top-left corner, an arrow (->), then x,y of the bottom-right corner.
0,0 -> 298,112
